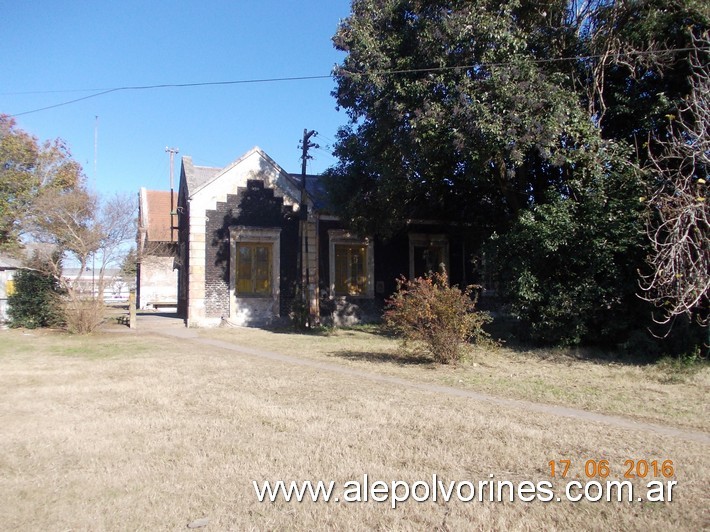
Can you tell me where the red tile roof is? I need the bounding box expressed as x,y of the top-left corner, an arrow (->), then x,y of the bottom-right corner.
142,190 -> 178,242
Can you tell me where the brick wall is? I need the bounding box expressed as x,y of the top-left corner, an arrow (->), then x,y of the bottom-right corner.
204,179 -> 298,319
177,187 -> 189,319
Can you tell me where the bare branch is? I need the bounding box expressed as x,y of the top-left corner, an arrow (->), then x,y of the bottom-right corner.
638,31 -> 709,328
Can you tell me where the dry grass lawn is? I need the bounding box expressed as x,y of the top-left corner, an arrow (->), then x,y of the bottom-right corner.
205,326 -> 710,432
0,327 -> 707,530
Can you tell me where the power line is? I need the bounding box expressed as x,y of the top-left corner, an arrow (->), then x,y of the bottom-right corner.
0,74 -> 335,97
336,46 -> 706,77
316,133 -> 336,145
6,46 -> 704,118
316,146 -> 334,155
7,75 -> 334,117
2,88 -> 109,96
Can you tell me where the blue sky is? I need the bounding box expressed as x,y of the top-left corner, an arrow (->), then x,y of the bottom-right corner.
1,1 -> 352,196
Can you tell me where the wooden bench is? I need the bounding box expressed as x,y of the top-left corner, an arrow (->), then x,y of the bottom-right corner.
148,301 -> 177,310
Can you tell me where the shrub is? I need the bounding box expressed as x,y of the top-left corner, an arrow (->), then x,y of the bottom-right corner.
60,296 -> 105,334
486,184 -> 651,347
7,269 -> 64,329
384,270 -> 491,364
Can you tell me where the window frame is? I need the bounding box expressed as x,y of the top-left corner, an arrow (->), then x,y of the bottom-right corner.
333,242 -> 368,297
328,230 -> 374,299
229,226 -> 281,301
408,233 -> 449,279
235,242 -> 272,296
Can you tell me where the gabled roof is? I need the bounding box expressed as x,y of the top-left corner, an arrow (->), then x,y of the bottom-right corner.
180,147 -> 302,207
193,147 -> 287,197
181,156 -> 221,196
178,147 -> 331,212
286,173 -> 330,212
139,189 -> 178,243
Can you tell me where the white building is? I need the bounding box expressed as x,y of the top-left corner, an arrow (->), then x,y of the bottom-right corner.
136,188 -> 178,309
0,254 -> 23,324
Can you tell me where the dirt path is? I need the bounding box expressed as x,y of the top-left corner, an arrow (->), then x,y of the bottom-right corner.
146,326 -> 709,445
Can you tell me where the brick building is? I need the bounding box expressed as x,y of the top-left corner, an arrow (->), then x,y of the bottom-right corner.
176,146 -> 477,327
137,188 -> 179,309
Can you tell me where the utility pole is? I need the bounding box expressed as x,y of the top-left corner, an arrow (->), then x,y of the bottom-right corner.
165,147 -> 179,242
301,129 -> 318,183
298,129 -> 319,326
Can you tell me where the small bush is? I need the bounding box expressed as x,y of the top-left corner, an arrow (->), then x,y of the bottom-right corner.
7,269 -> 64,329
384,270 -> 491,364
61,296 -> 105,334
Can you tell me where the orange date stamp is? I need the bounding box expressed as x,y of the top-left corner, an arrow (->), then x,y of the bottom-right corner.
548,459 -> 675,479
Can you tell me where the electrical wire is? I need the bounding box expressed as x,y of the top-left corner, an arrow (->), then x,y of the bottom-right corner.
6,75 -> 334,117
5,46 -> 705,118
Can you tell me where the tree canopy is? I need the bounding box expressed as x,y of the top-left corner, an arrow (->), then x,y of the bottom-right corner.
0,115 -> 83,249
327,0 -> 707,232
326,0 -> 708,350
1,117 -> 137,332
328,0 -> 607,237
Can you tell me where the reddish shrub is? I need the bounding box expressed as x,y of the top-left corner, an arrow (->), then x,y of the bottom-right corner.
384,270 -> 491,364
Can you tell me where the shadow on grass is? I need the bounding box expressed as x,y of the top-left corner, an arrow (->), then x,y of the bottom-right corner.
264,323 -> 393,339
483,314 -> 663,367
330,349 -> 435,367
258,324 -> 334,337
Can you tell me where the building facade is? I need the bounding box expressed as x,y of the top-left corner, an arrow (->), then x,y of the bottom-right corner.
0,254 -> 22,325
176,147 -> 477,327
137,188 -> 179,309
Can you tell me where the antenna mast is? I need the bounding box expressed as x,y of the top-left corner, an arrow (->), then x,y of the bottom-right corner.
93,116 -> 99,190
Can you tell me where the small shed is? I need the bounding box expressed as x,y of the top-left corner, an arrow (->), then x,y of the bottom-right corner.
0,254 -> 23,325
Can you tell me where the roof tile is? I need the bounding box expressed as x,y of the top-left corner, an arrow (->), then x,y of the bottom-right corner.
142,190 -> 178,242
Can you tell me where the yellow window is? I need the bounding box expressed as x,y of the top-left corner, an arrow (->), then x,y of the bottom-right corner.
236,243 -> 272,296
334,244 -> 367,296
5,279 -> 15,297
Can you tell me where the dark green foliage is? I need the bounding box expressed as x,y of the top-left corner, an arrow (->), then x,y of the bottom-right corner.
486,147 -> 654,346
120,247 -> 138,279
488,177 -> 650,346
384,270 -> 491,363
7,269 -> 63,329
327,0 -> 605,237
326,0 -> 709,353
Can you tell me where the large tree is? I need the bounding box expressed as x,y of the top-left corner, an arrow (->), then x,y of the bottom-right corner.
26,190 -> 136,289
638,32 -> 709,331
0,115 -> 83,249
584,3 -> 709,334
326,0 -> 707,349
586,0 -> 709,145
1,117 -> 136,332
327,0 -> 613,239
22,189 -> 137,333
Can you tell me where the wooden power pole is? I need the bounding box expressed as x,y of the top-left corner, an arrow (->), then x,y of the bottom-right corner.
165,147 -> 179,242
298,129 -> 319,326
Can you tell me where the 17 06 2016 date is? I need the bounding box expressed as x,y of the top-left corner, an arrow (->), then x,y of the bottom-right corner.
548,459 -> 675,479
